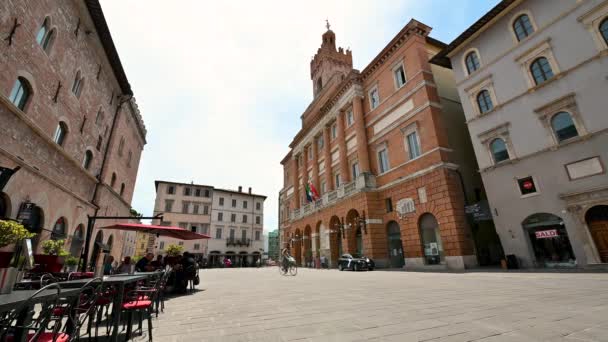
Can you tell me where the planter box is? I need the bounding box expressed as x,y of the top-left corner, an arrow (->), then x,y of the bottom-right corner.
0,252 -> 13,268
33,255 -> 65,273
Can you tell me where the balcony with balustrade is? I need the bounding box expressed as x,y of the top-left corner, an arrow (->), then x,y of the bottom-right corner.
289,172 -> 376,222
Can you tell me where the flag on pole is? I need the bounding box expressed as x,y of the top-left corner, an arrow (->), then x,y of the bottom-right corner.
304,183 -> 313,203
308,181 -> 320,201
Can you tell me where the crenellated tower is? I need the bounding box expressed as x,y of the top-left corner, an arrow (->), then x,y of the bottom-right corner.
310,21 -> 353,97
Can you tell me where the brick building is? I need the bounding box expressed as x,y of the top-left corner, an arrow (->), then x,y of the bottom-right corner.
0,0 -> 146,267
278,20 -> 501,270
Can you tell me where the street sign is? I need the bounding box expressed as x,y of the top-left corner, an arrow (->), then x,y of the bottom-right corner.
535,229 -> 558,239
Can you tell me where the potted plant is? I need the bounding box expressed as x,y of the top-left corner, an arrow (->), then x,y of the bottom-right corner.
164,244 -> 184,265
34,239 -> 69,273
64,256 -> 80,272
0,219 -> 36,268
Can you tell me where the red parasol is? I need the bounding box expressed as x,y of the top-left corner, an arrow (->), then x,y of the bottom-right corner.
101,223 -> 211,240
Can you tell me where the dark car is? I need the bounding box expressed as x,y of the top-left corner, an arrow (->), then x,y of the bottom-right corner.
337,253 -> 375,271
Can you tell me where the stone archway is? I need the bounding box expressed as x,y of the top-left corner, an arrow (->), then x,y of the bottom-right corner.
585,205 -> 608,263
419,213 -> 444,265
303,225 -> 312,267
90,230 -> 104,270
328,216 -> 341,267
69,224 -> 84,257
345,209 -> 360,254
314,221 -> 322,262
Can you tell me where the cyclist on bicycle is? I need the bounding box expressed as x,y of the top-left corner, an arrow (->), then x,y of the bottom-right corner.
281,243 -> 292,272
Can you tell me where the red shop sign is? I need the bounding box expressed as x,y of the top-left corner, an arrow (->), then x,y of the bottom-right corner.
535,229 -> 558,239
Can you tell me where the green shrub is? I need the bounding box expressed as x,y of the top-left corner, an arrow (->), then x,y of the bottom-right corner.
165,244 -> 184,257
41,240 -> 69,256
0,220 -> 35,248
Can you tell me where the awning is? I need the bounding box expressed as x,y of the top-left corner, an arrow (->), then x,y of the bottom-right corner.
101,223 -> 211,240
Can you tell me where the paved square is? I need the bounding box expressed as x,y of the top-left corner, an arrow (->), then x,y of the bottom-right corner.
152,268 -> 608,342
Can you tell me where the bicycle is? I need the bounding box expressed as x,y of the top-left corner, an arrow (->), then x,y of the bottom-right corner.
278,256 -> 297,276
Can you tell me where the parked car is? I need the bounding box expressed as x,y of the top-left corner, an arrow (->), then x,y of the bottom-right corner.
338,253 -> 375,271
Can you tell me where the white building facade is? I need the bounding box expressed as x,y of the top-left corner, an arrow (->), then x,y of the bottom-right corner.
208,187 -> 266,267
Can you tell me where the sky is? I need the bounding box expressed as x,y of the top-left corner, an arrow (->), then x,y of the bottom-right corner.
100,0 -> 499,233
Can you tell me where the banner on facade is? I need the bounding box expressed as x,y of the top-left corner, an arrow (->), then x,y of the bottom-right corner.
535,229 -> 558,239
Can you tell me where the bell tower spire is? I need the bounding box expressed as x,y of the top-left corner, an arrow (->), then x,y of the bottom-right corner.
310,21 -> 353,97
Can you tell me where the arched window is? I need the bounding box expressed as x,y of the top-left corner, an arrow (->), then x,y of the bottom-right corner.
53,121 -> 68,146
476,90 -> 494,114
601,18 -> 608,45
419,213 -> 444,265
530,57 -> 554,85
551,112 -> 578,142
110,172 -> 117,187
513,14 -> 534,41
9,77 -> 31,111
120,183 -> 125,196
490,138 -> 509,163
35,18 -> 49,45
96,135 -> 102,151
71,71 -> 84,97
127,151 -> 132,167
69,224 -> 84,257
83,150 -> 93,170
465,51 -> 480,74
52,217 -> 66,240
118,137 -> 125,156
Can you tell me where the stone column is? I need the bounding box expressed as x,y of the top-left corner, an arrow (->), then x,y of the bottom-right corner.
323,125 -> 333,190
291,156 -> 300,208
353,96 -> 370,173
337,110 -> 350,184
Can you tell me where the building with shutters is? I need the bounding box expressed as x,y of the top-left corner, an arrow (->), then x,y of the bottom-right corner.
278,20 -> 501,270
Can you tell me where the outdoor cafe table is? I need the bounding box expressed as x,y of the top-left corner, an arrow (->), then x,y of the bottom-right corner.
0,288 -> 81,342
58,274 -> 150,342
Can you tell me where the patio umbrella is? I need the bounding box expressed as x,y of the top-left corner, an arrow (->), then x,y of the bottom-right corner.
100,223 -> 211,240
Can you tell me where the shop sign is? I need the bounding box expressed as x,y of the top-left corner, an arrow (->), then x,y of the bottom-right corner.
465,200 -> 493,222
535,229 -> 558,239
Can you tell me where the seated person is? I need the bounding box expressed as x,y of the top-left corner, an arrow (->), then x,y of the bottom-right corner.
150,255 -> 164,270
174,252 -> 197,293
117,256 -> 132,274
135,253 -> 155,272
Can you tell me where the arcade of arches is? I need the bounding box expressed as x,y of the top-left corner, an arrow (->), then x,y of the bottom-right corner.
282,175 -> 479,270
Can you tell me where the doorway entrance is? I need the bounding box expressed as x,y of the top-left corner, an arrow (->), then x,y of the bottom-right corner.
386,221 -> 404,268
586,205 -> 608,263
419,213 -> 444,265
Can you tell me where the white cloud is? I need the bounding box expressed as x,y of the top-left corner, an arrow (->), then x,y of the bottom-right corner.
99,0 -> 498,232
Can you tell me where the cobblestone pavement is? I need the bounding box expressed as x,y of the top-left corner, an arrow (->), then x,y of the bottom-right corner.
150,268 -> 608,342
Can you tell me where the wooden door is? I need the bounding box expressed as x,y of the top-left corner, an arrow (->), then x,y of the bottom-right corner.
589,220 -> 608,263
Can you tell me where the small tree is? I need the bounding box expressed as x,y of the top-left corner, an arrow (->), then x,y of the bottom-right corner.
41,240 -> 69,256
0,219 -> 35,248
64,255 -> 80,266
165,244 -> 184,257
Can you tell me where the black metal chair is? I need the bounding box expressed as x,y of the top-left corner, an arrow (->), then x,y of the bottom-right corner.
121,275 -> 164,342
0,283 -> 70,342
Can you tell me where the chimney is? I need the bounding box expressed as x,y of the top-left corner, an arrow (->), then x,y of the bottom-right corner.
248,187 -> 252,194
238,186 -> 242,193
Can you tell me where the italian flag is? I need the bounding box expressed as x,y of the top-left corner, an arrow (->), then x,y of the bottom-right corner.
305,181 -> 320,202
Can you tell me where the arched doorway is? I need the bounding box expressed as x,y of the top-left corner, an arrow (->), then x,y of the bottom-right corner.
346,209 -> 360,254
0,193 -> 11,218
69,224 -> 84,257
585,205 -> 608,263
303,225 -> 312,267
293,228 -> 302,266
209,251 -> 220,268
51,217 -> 67,240
329,216 -> 341,267
252,251 -> 261,266
522,213 -> 575,267
419,213 -> 444,265
386,221 -> 404,268
90,230 -> 103,269
238,251 -> 248,267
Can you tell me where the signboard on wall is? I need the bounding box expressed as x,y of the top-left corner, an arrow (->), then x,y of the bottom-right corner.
465,200 -> 493,222
535,229 -> 558,239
